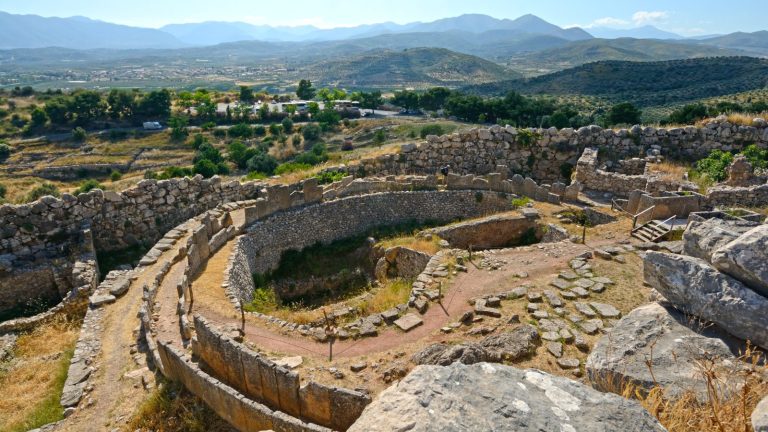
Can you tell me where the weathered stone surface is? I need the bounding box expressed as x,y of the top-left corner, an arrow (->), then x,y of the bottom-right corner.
645,251 -> 768,349
589,302 -> 621,319
479,325 -> 539,362
394,313 -> 424,332
557,358 -> 580,369
683,218 -> 757,262
754,395 -> 768,432
711,225 -> 768,297
411,342 -> 488,366
350,363 -> 666,432
587,302 -> 742,400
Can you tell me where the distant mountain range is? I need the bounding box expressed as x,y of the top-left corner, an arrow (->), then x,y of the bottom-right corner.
587,25 -> 683,40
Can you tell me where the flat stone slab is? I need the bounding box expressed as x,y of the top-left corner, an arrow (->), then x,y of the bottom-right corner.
561,291 -> 578,300
274,356 -> 303,369
592,277 -> 615,285
550,278 -> 571,290
394,314 -> 424,332
542,331 -> 561,341
571,287 -> 590,298
557,358 -> 580,369
90,294 -> 116,307
381,308 -> 400,322
532,310 -> 549,320
590,283 -> 606,293
574,278 -> 595,289
547,342 -> 563,358
506,286 -> 528,299
543,290 -> 564,308
578,320 -> 600,335
108,279 -> 130,297
590,302 -> 621,319
559,270 -> 579,281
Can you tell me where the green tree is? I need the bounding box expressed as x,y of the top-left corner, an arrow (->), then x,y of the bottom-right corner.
373,129 -> 387,146
137,89 -> 172,119
44,97 -> 70,125
606,102 -> 642,126
281,117 -> 294,134
668,104 -> 710,125
194,159 -> 219,178
74,179 -> 104,195
0,183 -> 6,200
695,150 -> 734,182
195,142 -> 224,164
269,123 -> 282,136
315,108 -> 340,126
302,123 -> 322,142
359,91 -> 383,115
228,140 -> 258,169
26,183 -> 60,202
239,86 -> 255,103
296,79 -> 316,100
106,89 -> 136,120
69,90 -> 106,125
419,87 -> 452,111
246,151 -> 278,175
228,123 -> 254,139
308,102 -> 320,117
392,90 -> 420,112
168,116 -> 189,141
72,127 -> 87,142
29,108 -> 48,129
0,142 -> 10,161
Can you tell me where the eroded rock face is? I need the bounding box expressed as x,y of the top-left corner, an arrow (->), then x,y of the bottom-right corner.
587,302 -> 742,400
411,325 -> 539,366
683,219 -> 757,262
711,225 -> 768,297
754,394 -> 768,432
349,363 -> 667,432
644,252 -> 768,349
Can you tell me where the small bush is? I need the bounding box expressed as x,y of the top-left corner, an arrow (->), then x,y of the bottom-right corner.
511,196 -> 531,209
253,125 -> 266,137
193,159 -> 219,178
26,183 -> 60,202
110,170 -> 122,182
212,128 -> 227,138
302,123 -> 321,142
74,179 -> 104,196
315,170 -> 345,184
0,183 -> 6,199
156,166 -> 193,180
200,121 -> 216,131
0,142 -> 10,161
694,149 -> 734,182
420,124 -> 444,138
275,162 -> 313,175
294,142 -> 329,166
281,118 -> 294,134
246,152 -> 278,175
228,123 -> 253,139
72,127 -> 87,142
244,171 -> 268,181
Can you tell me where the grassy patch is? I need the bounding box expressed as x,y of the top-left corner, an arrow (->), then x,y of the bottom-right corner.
128,379 -> 235,432
0,315 -> 80,432
356,279 -> 413,316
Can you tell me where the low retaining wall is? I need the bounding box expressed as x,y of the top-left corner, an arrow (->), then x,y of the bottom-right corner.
428,213 -> 540,249
193,315 -> 370,431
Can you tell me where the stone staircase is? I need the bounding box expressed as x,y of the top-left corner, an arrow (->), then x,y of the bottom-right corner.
631,220 -> 671,243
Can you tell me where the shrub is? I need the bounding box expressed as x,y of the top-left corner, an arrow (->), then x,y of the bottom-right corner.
200,121 -> 216,131
0,183 -> 6,199
253,125 -> 266,137
268,123 -> 282,136
694,150 -> 734,182
72,127 -> 87,142
110,170 -> 122,181
0,142 -> 10,161
511,196 -> 532,209
228,123 -> 253,139
244,171 -> 268,181
302,123 -> 322,142
193,159 -> 219,178
212,128 -> 226,138
194,143 -> 223,164
228,140 -> 259,170
420,124 -> 445,138
156,166 -> 193,180
373,129 -> 387,145
246,152 -> 278,175
606,102 -> 642,126
315,170 -> 346,184
281,118 -> 294,134
26,183 -> 60,202
741,144 -> 768,170
74,179 -> 104,195
294,142 -> 328,166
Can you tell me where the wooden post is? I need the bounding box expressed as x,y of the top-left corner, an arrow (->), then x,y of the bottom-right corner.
188,282 -> 194,314
468,245 -> 473,262
438,281 -> 443,304
582,224 -> 587,244
323,310 -> 335,362
239,299 -> 245,334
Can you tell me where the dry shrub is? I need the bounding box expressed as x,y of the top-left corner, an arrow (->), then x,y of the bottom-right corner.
618,344 -> 767,432
356,279 -> 412,316
377,235 -> 442,255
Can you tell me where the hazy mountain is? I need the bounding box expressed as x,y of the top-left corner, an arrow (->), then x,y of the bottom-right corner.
305,47 -> 520,88
155,13 -> 591,46
0,11 -> 185,49
695,31 -> 768,55
510,37 -> 741,72
588,25 -> 683,40
466,57 -> 768,107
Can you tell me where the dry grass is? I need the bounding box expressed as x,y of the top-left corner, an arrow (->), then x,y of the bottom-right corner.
621,345 -> 768,432
695,112 -> 768,127
377,235 -> 442,255
128,379 -> 235,432
647,161 -> 691,183
0,314 -> 81,432
355,279 -> 412,316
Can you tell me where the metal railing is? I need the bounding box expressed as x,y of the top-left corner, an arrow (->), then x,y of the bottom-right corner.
632,205 -> 656,229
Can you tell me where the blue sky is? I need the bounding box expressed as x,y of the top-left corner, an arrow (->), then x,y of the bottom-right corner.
0,0 -> 764,36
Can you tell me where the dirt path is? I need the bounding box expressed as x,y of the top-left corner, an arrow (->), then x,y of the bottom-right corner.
185,238 -> 605,359
56,229 -> 193,432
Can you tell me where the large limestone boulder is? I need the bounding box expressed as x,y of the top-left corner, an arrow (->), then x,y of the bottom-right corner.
711,225 -> 768,297
349,363 -> 667,432
411,342 -> 487,366
587,302 -> 741,400
683,218 -> 757,262
411,325 -> 539,366
754,394 -> 768,432
644,252 -> 768,349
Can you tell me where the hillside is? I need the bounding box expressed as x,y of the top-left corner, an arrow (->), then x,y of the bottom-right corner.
509,38 -> 742,74
467,57 -> 768,107
305,48 -> 519,88
696,31 -> 768,56
0,12 -> 184,49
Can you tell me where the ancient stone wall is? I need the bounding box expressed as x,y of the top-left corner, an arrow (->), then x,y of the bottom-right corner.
230,190 -> 513,303
342,120 -> 768,183
428,213 -> 541,249
192,315 -> 370,431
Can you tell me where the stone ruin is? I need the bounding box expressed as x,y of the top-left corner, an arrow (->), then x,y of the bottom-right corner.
1,122 -> 767,432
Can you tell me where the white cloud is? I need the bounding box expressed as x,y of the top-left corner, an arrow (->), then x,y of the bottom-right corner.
631,11 -> 669,25
593,17 -> 630,27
